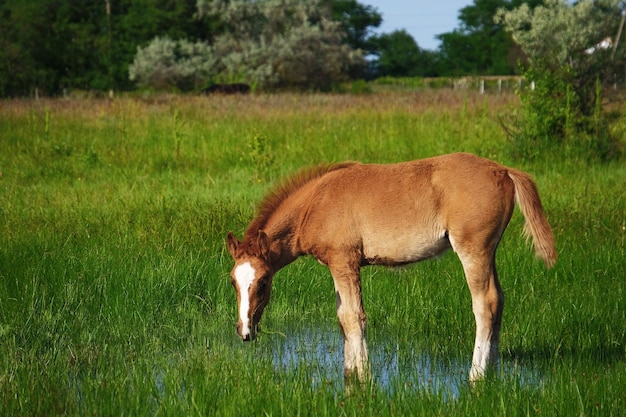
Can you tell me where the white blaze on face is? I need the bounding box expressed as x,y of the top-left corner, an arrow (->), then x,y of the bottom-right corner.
234,261 -> 256,337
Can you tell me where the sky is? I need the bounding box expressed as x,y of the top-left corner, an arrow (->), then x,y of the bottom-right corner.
363,1 -> 474,51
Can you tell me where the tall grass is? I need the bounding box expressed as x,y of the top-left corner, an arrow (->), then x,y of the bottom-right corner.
1,92 -> 625,415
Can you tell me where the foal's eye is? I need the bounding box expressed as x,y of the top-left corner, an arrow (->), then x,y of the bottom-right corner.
256,277 -> 270,294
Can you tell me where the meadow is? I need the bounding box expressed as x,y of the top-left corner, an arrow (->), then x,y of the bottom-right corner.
1,91 -> 625,416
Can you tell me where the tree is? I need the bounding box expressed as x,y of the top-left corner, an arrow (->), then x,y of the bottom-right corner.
436,0 -> 543,76
0,0 -> 376,95
192,0 -> 364,90
128,37 -> 216,91
114,0 -> 209,90
0,1 -> 102,95
325,0 -> 382,54
369,30 -> 437,77
0,1 -> 54,96
0,0 -> 208,96
495,0 -> 624,160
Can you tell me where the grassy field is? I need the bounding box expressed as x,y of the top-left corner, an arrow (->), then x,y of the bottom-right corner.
1,91 -> 625,416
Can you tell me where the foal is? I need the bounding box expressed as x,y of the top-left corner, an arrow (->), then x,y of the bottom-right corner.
226,152 -> 556,382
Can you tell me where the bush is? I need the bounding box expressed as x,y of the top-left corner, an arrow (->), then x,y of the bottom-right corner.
129,37 -> 216,91
504,66 -> 619,161
496,0 -> 624,161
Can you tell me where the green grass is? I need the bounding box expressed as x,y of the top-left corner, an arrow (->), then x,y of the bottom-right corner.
1,92 -> 625,415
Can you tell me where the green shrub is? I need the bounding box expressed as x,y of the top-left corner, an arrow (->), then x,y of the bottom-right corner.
496,0 -> 625,162
506,66 -> 619,161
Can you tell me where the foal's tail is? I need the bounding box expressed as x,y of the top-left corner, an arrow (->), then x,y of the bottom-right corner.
508,169 -> 557,268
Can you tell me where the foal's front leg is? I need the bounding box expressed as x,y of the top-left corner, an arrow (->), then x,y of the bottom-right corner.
329,263 -> 370,382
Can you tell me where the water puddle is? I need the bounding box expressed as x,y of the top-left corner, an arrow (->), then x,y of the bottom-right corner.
270,326 -> 544,398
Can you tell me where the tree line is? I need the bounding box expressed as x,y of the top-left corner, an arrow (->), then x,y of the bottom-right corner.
0,0 -> 534,96
0,0 -> 623,97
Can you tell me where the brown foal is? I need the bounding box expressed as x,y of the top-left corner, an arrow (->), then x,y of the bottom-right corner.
226,152 -> 556,382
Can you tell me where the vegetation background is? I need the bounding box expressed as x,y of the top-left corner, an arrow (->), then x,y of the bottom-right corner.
4,0 -> 624,162
1,91 -> 625,415
0,0 -> 552,96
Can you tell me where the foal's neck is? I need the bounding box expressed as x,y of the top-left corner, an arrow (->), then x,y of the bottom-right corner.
263,212 -> 302,272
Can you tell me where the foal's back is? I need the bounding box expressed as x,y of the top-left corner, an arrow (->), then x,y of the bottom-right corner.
297,153 -> 517,267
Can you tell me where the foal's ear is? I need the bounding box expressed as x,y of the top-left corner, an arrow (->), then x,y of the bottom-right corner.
257,230 -> 270,260
226,232 -> 239,257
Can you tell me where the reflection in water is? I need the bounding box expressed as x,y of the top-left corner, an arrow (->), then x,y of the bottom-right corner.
271,326 -> 543,398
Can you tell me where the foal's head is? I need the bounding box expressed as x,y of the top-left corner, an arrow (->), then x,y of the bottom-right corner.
226,230 -> 274,341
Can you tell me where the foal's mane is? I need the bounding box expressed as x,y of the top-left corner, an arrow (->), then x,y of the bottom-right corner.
244,162 -> 356,240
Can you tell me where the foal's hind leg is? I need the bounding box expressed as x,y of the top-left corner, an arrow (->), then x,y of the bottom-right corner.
458,252 -> 504,382
328,260 -> 370,382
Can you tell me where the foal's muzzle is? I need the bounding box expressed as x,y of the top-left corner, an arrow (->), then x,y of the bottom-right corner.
237,323 -> 258,342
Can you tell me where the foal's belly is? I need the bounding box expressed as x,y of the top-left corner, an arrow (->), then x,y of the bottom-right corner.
362,230 -> 450,266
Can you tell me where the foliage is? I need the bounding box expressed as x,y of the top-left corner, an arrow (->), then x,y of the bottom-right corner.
129,37 -> 216,91
0,1 -> 107,95
326,0 -> 382,54
369,30 -> 438,77
2,0 -> 587,95
436,0 -> 543,76
0,0 -> 205,96
496,0 -> 624,161
0,0 -> 375,95
193,0 -> 364,91
5,0 -> 625,95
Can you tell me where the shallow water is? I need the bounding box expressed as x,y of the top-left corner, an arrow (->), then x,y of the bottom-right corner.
271,326 -> 544,398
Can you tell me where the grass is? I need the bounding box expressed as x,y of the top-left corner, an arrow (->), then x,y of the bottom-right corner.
1,91 -> 625,415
